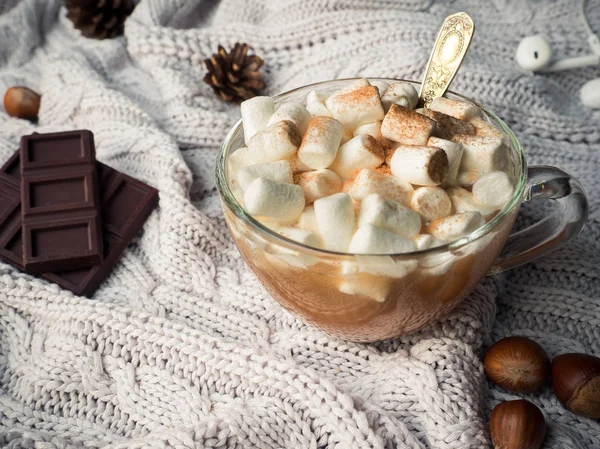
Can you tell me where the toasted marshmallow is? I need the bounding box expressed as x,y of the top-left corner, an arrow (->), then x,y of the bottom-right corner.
470,116 -> 505,141
297,116 -> 344,169
381,82 -> 419,111
429,97 -> 481,121
247,120 -> 302,163
305,90 -> 333,118
237,160 -> 293,191
314,192 -> 356,252
453,135 -> 508,173
330,134 -> 385,180
410,187 -> 452,222
287,153 -> 312,173
241,96 -> 274,143
278,227 -> 322,249
457,171 -> 480,187
381,105 -> 436,145
427,137 -> 463,186
472,171 -> 514,209
343,168 -> 414,207
427,211 -> 485,241
349,224 -> 417,254
294,169 -> 343,203
414,234 -> 446,250
244,178 -> 305,222
296,205 -> 318,233
447,186 -> 497,217
384,147 -> 397,165
358,193 -> 421,239
267,103 -> 312,135
326,85 -> 385,129
389,145 -> 449,186
420,109 -> 475,139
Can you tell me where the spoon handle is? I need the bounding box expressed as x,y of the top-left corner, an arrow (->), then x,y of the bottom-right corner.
419,12 -> 475,107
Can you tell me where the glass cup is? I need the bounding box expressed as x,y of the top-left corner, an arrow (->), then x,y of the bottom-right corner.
216,78 -> 588,342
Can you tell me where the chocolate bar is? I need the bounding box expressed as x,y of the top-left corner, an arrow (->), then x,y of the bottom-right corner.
20,131 -> 103,273
0,152 -> 159,297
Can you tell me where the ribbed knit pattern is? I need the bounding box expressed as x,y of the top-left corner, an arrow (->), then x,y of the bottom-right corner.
0,0 -> 599,447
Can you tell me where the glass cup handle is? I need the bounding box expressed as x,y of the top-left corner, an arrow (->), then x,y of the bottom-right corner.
490,165 -> 589,274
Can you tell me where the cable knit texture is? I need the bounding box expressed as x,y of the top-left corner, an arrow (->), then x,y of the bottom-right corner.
0,0 -> 599,448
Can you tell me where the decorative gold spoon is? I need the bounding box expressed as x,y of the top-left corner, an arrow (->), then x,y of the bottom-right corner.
419,12 -> 475,107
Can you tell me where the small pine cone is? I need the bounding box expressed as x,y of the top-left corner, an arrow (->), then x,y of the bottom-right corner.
65,0 -> 136,40
203,43 -> 266,103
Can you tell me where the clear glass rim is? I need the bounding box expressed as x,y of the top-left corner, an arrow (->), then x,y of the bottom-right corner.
216,78 -> 527,259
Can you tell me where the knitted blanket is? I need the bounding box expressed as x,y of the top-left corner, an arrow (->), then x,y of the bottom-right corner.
0,0 -> 599,447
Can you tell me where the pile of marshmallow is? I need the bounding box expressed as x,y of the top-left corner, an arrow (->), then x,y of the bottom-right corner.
229,79 -> 514,255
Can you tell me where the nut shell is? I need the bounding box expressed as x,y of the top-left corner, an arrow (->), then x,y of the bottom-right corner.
551,353 -> 600,419
489,399 -> 546,449
3,86 -> 40,120
483,336 -> 550,393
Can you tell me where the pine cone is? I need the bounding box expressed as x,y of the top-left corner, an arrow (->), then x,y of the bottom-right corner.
65,0 -> 135,40
203,43 -> 266,103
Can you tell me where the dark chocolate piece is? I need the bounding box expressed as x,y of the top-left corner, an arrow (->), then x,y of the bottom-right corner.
0,152 -> 159,297
19,130 -> 103,273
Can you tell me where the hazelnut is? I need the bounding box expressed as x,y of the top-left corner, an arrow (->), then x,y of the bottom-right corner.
551,353 -> 600,419
3,86 -> 41,120
490,399 -> 546,449
483,336 -> 550,393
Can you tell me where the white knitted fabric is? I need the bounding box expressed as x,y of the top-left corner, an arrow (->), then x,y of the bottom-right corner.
0,0 -> 599,447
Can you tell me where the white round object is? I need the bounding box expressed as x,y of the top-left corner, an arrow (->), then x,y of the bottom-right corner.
472,171 -> 514,209
580,78 -> 600,109
515,35 -> 553,71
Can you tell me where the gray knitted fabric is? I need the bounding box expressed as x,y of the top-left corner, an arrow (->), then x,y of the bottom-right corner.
0,0 -> 599,448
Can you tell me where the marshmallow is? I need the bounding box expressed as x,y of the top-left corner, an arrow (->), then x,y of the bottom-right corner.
427,137 -> 464,185
287,153 -> 312,173
381,82 -> 419,111
340,127 -> 354,144
247,120 -> 302,163
472,171 -> 515,209
353,121 -> 393,147
278,227 -> 322,249
381,105 -> 436,145
297,116 -> 344,169
343,168 -> 414,207
453,135 -> 508,173
313,192 -> 356,252
339,272 -> 392,302
330,134 -> 385,180
325,85 -> 385,129
305,90 -> 333,117
427,211 -> 486,241
237,160 -> 293,190
358,193 -> 421,239
228,146 -> 254,178
457,171 -> 480,187
296,205 -> 319,233
336,78 -> 371,95
414,234 -> 446,250
267,103 -> 312,135
370,80 -> 390,96
446,187 -> 497,217
349,224 -> 417,254
389,145 -> 449,186
429,97 -> 481,121
294,169 -> 343,203
410,187 -> 452,222
420,109 -> 475,139
470,116 -> 505,141
384,147 -> 397,165
241,96 -> 274,143
243,178 -> 305,222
